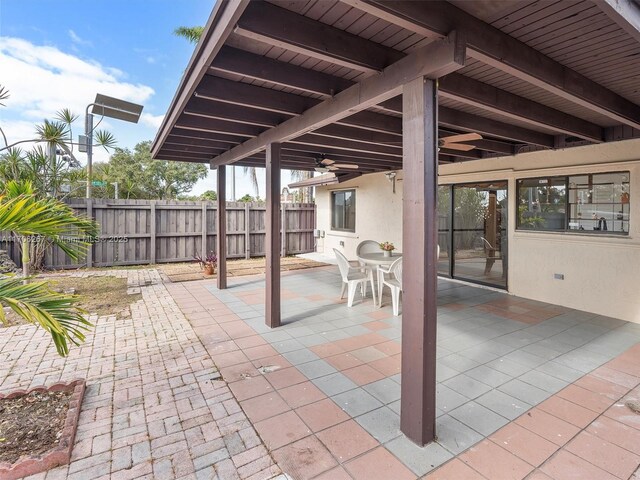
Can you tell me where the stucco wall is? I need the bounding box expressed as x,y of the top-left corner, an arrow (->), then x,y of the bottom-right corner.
315,138 -> 640,323
316,172 -> 404,259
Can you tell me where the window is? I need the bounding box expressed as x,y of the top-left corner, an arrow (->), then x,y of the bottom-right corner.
331,189 -> 356,232
517,171 -> 629,234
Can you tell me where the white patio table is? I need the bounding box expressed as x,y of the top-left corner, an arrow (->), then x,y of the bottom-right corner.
357,251 -> 402,308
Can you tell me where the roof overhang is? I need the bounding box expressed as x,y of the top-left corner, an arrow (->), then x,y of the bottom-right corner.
152,0 -> 640,172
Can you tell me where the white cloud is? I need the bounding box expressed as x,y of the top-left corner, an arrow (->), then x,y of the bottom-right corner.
68,30 -> 92,47
0,37 -> 155,124
146,56 -> 156,64
140,112 -> 164,129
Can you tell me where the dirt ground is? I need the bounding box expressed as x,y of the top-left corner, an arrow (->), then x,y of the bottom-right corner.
2,275 -> 141,328
0,390 -> 71,465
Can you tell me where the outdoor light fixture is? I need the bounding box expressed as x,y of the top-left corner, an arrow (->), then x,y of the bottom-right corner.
85,94 -> 144,198
385,171 -> 397,194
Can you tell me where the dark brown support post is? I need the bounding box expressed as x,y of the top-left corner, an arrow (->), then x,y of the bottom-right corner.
216,166 -> 227,289
266,143 -> 281,328
401,76 -> 438,445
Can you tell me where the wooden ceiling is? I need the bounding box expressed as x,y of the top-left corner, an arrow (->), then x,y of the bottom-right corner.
152,0 -> 640,173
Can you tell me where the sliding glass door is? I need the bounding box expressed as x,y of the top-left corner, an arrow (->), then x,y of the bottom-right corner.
438,181 -> 508,289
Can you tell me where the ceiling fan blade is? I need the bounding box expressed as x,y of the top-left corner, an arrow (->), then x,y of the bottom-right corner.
332,163 -> 359,169
441,143 -> 476,151
321,158 -> 335,165
441,132 -> 482,144
327,165 -> 339,171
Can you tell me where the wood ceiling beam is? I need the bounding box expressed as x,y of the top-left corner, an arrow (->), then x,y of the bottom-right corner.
292,134 -> 402,157
199,71 -> 534,153
439,107 -> 555,147
163,143 -> 227,154
165,135 -> 239,148
596,0 -> 640,44
170,128 -> 246,145
281,144 -> 403,164
341,0 -> 640,129
210,32 -> 465,166
197,75 -> 317,114
175,113 -> 264,137
313,124 -> 402,147
379,97 -> 553,147
184,97 -> 290,127
223,7 -> 608,141
233,2 -> 404,74
440,73 -> 604,142
210,45 -> 353,96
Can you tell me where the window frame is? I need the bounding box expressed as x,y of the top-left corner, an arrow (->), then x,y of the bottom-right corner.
330,189 -> 356,233
516,171 -> 630,235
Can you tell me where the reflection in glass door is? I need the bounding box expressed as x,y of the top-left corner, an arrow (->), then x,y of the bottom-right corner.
438,181 -> 508,289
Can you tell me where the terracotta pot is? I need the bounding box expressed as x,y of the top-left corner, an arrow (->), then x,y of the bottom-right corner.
203,264 -> 215,276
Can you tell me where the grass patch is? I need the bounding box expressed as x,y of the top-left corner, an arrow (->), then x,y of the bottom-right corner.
2,275 -> 141,327
47,276 -> 140,317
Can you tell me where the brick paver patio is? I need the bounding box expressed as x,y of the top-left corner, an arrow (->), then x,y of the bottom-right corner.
2,266 -> 639,479
0,269 -> 283,480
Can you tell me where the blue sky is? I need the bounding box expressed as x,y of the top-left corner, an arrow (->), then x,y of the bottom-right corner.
0,0 -> 282,198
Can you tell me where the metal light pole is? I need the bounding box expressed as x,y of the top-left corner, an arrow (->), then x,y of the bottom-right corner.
85,107 -> 94,199
84,94 -> 144,199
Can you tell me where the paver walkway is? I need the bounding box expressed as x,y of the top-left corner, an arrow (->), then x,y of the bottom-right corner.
0,269 -> 282,480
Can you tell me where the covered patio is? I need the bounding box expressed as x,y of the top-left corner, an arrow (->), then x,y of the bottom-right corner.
168,267 -> 640,478
151,0 -> 640,448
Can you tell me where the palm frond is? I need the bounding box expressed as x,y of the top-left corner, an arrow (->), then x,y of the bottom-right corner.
55,108 -> 79,125
0,194 -> 98,259
243,166 -> 259,197
174,26 -> 204,44
93,130 -> 117,151
0,277 -> 91,356
0,85 -> 9,106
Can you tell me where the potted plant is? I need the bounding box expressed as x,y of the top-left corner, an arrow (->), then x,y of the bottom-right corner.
379,241 -> 395,258
194,251 -> 217,275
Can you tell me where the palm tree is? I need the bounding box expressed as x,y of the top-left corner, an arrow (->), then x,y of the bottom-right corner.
173,26 -> 204,44
0,188 -> 98,356
290,170 -> 313,202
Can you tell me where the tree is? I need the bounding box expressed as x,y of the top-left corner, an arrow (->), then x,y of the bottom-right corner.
93,141 -> 208,199
238,194 -> 261,203
200,190 -> 217,201
0,188 -> 98,356
0,85 -> 116,198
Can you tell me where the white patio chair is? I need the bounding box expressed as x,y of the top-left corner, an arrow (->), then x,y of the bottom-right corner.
334,249 -> 370,307
355,239 -> 379,297
378,256 -> 403,315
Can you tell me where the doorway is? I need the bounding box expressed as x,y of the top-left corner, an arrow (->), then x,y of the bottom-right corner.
438,181 -> 508,289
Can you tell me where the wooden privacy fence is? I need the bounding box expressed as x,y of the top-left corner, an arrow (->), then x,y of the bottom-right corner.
1,199 -> 316,269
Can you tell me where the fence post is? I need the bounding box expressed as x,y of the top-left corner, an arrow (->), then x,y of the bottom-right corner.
150,201 -> 156,264
201,202 -> 208,256
86,199 -> 93,268
245,202 -> 251,259
281,203 -> 287,257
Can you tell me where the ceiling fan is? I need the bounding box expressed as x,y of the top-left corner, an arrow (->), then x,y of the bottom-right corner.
315,157 -> 359,173
439,132 -> 483,151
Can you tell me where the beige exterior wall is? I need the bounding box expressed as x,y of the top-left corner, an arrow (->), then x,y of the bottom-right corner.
315,138 -> 640,323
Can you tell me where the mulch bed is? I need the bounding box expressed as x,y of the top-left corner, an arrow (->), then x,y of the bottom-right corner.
0,390 -> 71,464
0,380 -> 86,480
